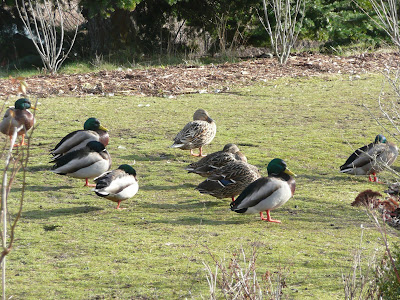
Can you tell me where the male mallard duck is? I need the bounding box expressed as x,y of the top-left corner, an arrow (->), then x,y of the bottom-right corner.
185,143 -> 247,177
170,109 -> 216,157
93,164 -> 138,209
51,141 -> 111,187
340,134 -> 398,182
0,98 -> 37,146
196,161 -> 261,201
51,117 -> 109,159
230,158 -> 296,223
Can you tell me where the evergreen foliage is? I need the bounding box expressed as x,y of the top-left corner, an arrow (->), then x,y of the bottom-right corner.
376,243 -> 400,298
0,0 -> 394,69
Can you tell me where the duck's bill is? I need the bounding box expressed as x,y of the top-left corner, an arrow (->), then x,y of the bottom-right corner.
99,125 -> 108,131
284,168 -> 296,177
30,105 -> 38,110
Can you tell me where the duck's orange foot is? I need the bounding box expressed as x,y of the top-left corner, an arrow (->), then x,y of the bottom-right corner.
189,149 -> 206,157
12,134 -> 28,147
115,201 -> 126,210
369,173 -> 383,184
84,178 -> 96,187
189,147 -> 207,157
260,211 -> 281,223
13,142 -> 28,147
260,217 -> 281,223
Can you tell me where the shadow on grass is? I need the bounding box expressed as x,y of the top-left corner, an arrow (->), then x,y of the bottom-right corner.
22,206 -> 103,219
138,199 -> 224,210
140,183 -> 197,191
20,185 -> 74,192
391,166 -> 400,173
26,165 -> 50,172
237,142 -> 259,147
300,173 -> 370,183
150,216 -> 246,226
119,153 -> 175,162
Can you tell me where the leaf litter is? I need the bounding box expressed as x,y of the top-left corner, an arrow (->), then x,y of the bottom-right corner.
1,52 -> 399,98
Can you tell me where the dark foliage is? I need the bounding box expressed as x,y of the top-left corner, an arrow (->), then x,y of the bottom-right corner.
0,6 -> 41,69
0,0 -> 395,70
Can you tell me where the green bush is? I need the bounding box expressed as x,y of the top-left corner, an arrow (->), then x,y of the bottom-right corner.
300,0 -> 388,52
377,243 -> 400,299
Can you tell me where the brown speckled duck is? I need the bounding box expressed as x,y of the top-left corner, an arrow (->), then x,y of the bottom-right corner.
340,134 -> 398,182
185,143 -> 247,177
196,160 -> 261,201
170,109 -> 216,157
0,98 -> 37,146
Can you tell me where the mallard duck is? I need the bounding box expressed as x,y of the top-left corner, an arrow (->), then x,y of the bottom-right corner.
196,161 -> 261,201
51,117 -> 109,159
170,109 -> 216,157
51,141 -> 111,187
185,143 -> 247,177
385,182 -> 400,196
230,158 -> 296,223
0,98 -> 37,146
340,134 -> 398,182
93,164 -> 138,209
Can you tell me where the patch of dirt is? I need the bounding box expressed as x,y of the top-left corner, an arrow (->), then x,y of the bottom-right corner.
1,52 -> 399,98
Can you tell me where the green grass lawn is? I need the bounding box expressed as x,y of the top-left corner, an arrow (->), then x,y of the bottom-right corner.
2,73 -> 400,299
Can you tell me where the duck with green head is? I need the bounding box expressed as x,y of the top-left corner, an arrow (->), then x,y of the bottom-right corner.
50,117 -> 109,159
93,164 -> 139,209
51,141 -> 111,187
0,98 -> 37,147
230,158 -> 296,223
340,134 -> 398,182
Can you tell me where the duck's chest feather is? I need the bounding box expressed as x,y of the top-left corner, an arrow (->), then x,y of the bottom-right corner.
0,108 -> 34,135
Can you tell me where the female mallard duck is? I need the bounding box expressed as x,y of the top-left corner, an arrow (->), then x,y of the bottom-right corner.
93,164 -> 138,209
196,161 -> 261,201
385,182 -> 400,196
0,98 -> 37,146
51,117 -> 109,159
51,141 -> 111,187
340,134 -> 398,182
230,158 -> 296,223
170,109 -> 216,157
186,143 -> 247,177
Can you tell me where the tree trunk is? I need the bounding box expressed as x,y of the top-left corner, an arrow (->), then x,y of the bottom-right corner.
83,8 -> 136,55
86,14 -> 112,55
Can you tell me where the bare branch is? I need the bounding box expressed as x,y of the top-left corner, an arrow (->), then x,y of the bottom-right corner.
202,245 -> 289,298
15,0 -> 81,74
260,0 -> 305,64
354,0 -> 400,51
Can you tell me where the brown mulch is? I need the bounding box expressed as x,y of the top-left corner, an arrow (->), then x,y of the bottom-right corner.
1,52 -> 400,98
